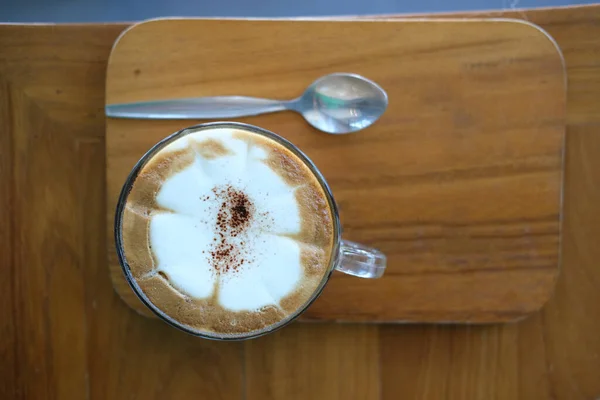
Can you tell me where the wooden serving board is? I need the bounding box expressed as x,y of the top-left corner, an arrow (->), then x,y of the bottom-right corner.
106,18 -> 566,323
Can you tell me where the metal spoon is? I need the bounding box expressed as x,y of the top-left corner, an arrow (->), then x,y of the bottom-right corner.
105,73 -> 388,134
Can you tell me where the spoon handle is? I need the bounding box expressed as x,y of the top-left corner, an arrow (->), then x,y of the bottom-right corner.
106,96 -> 290,119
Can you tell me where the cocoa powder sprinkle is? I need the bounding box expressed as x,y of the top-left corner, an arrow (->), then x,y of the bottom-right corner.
208,185 -> 255,273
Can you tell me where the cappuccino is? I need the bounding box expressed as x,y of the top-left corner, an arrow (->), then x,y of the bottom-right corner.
118,125 -> 335,338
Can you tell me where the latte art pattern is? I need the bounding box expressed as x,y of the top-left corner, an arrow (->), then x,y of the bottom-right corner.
119,127 -> 335,337
151,130 -> 306,311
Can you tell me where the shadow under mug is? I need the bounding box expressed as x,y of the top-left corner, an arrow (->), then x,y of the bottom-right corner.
111,121 -> 386,340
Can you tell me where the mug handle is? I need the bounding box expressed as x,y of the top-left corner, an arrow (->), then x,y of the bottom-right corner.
335,240 -> 386,278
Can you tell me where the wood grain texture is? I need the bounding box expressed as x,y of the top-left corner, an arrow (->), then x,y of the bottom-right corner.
1,5 -> 600,400
0,76 -> 17,397
105,19 -> 566,323
380,318 -> 550,399
379,6 -> 600,400
0,25 -> 243,400
246,324 -> 380,399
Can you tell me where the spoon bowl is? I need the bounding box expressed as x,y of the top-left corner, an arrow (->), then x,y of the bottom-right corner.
293,73 -> 388,134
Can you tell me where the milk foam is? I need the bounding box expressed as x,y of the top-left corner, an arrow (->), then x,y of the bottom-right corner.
149,128 -> 304,311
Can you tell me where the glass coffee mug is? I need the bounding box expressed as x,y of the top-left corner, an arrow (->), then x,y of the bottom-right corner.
111,122 -> 386,340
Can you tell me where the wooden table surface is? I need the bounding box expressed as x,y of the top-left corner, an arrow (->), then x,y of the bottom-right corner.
1,5 -> 599,399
